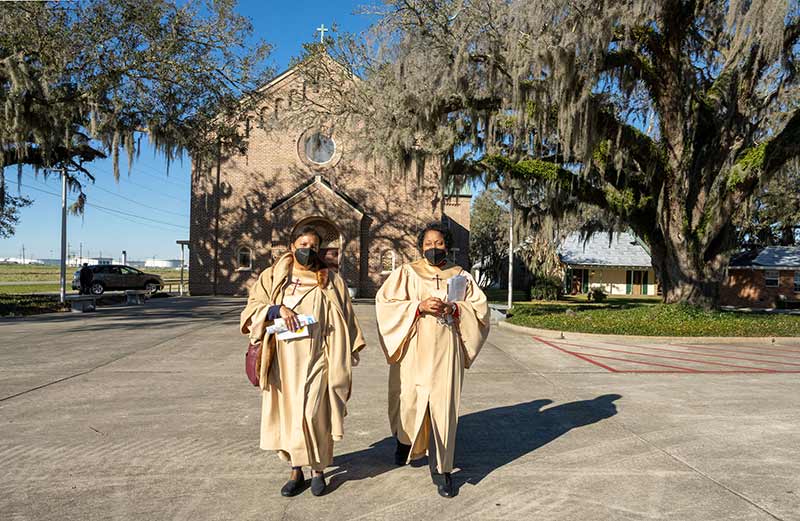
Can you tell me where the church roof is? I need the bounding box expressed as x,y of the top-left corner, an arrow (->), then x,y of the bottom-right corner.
271,175 -> 365,215
253,52 -> 357,96
558,232 -> 652,268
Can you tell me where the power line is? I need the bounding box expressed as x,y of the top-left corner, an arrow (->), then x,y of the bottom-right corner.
88,205 -> 190,235
116,176 -> 187,202
18,182 -> 188,235
87,200 -> 188,229
128,162 -> 191,188
89,184 -> 189,218
22,170 -> 189,219
16,182 -> 188,230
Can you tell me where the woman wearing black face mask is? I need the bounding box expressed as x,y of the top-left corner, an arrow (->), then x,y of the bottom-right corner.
240,226 -> 366,498
375,222 -> 490,498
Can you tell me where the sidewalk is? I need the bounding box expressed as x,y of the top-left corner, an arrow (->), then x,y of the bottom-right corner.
1,297 -> 798,520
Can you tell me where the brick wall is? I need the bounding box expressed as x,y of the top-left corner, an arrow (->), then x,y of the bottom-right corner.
720,269 -> 800,308
189,68 -> 471,297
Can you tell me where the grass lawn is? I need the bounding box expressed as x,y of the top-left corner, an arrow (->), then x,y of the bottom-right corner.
508,301 -> 800,337
0,264 -> 184,283
0,284 -> 70,295
0,294 -> 69,316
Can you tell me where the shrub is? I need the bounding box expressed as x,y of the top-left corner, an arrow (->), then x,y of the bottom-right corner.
588,287 -> 607,302
529,276 -> 563,301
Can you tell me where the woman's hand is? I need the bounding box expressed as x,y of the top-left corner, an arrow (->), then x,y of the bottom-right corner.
279,305 -> 300,331
419,297 -> 448,316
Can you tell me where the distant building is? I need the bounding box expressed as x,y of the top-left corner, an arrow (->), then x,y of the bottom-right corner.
144,259 -> 183,269
0,257 -> 45,265
722,246 -> 800,308
558,232 -> 658,296
68,256 -> 113,267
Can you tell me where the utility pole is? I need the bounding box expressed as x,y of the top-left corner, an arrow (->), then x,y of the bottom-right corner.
507,196 -> 514,312
21,244 -> 25,264
59,166 -> 67,303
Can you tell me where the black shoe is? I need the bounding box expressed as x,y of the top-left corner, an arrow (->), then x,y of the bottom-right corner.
280,471 -> 306,497
394,439 -> 411,466
436,473 -> 455,498
310,472 -> 327,496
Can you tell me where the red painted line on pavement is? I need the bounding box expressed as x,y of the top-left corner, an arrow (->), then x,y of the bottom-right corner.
553,341 -> 776,372
594,340 -> 800,368
675,343 -> 800,358
532,336 -> 620,372
619,370 -> 800,374
582,353 -> 699,372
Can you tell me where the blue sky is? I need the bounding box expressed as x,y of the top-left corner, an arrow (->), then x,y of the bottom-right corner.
0,1 -> 375,261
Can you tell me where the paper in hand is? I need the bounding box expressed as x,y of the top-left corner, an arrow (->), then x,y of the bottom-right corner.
267,314 -> 318,341
446,274 -> 468,303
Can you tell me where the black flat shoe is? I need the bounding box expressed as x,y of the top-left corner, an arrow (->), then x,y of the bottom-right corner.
280,472 -> 306,497
436,473 -> 455,498
310,473 -> 327,496
394,439 -> 411,466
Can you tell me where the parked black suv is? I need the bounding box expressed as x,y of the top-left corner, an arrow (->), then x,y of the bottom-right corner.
71,265 -> 164,295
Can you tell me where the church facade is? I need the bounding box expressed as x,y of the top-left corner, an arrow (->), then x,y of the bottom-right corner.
188,64 -> 472,297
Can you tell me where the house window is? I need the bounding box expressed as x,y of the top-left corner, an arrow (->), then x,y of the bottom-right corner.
237,246 -> 253,271
380,250 -> 396,273
794,271 -> 800,292
765,270 -> 780,287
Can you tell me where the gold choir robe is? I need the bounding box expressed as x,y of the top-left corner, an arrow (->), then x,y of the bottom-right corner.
375,259 -> 490,473
240,253 -> 366,470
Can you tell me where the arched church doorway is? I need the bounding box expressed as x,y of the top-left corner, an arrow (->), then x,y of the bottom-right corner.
292,217 -> 341,271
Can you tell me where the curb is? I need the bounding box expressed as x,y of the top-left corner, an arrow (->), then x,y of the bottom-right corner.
496,320 -> 798,344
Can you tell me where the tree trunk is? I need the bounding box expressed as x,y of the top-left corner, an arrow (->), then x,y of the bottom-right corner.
650,238 -> 722,308
646,193 -> 729,309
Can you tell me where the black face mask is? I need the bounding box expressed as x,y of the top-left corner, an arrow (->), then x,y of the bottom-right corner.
294,248 -> 319,269
424,248 -> 448,266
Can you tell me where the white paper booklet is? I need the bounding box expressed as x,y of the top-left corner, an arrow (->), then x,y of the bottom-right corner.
266,314 -> 318,341
447,274 -> 468,303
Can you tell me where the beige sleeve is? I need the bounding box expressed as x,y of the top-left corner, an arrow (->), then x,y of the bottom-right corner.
239,268 -> 274,344
454,272 -> 490,368
375,266 -> 420,364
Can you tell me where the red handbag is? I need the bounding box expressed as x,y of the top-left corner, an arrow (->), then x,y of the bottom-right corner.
245,342 -> 261,387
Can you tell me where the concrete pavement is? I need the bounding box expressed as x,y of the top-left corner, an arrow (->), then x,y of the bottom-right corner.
1,297 -> 799,520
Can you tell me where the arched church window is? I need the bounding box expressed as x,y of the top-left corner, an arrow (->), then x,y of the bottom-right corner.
380,250 -> 396,274
304,132 -> 336,164
237,246 -> 253,271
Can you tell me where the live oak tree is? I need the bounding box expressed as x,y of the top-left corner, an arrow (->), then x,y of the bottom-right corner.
314,0 -> 800,307
737,165 -> 800,246
0,0 -> 271,234
469,188 -> 509,288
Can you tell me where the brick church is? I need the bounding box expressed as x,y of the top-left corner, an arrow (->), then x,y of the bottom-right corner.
188,60 -> 472,297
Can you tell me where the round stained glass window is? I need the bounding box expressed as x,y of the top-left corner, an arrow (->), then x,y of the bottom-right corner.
304,132 -> 336,164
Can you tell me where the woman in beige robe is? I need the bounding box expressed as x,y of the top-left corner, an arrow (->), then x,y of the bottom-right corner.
240,226 -> 365,497
375,222 -> 489,498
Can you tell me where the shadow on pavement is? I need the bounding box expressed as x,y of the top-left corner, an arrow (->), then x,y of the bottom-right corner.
328,394 -> 622,494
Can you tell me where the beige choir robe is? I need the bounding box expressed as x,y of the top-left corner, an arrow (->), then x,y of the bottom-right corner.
375,259 -> 490,473
240,252 -> 366,470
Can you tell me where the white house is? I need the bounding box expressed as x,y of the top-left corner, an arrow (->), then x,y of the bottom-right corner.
558,232 -> 658,296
